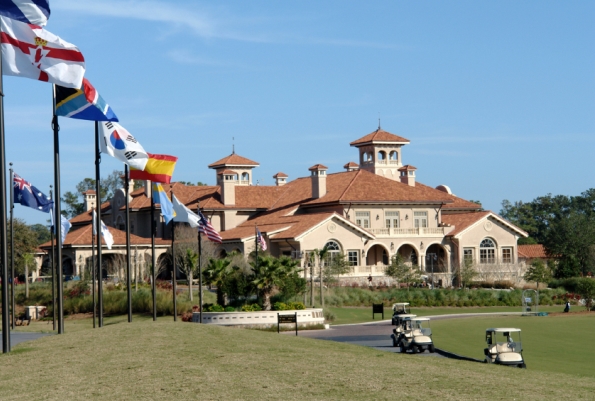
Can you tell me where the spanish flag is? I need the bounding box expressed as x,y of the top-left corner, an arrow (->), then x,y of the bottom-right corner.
130,153 -> 178,184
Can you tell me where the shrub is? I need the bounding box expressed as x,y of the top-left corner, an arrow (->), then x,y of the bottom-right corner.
323,309 -> 336,322
224,306 -> 235,312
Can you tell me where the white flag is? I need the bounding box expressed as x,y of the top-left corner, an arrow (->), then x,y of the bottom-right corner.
100,121 -> 148,170
1,16 -> 85,88
100,220 -> 114,250
92,209 -> 114,249
60,215 -> 71,246
172,194 -> 199,228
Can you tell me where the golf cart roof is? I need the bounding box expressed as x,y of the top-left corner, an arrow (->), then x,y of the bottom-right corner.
399,314 -> 417,319
486,328 -> 521,333
412,317 -> 430,322
392,303 -> 409,307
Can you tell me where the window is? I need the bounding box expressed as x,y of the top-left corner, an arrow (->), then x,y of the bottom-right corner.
324,240 -> 341,263
463,248 -> 474,265
347,250 -> 359,266
385,211 -> 400,229
414,211 -> 427,228
389,151 -> 398,161
480,238 -> 496,264
502,248 -> 512,264
355,211 -> 370,229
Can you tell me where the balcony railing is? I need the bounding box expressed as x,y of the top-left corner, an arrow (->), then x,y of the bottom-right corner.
389,160 -> 400,165
368,227 -> 445,237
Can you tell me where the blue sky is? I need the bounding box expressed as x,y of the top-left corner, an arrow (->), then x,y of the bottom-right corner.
5,0 -> 594,226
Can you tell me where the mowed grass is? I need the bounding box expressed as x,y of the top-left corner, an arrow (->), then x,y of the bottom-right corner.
328,305 -> 569,325
431,313 -> 595,378
2,317 -> 595,400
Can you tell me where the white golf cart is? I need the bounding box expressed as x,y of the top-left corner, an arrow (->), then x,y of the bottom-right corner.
391,302 -> 410,325
391,314 -> 417,347
397,317 -> 435,353
484,328 -> 526,368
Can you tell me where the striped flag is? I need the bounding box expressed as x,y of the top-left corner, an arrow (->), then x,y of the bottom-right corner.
256,227 -> 267,251
130,153 -> 178,184
0,0 -> 50,26
197,209 -> 222,243
56,78 -> 118,122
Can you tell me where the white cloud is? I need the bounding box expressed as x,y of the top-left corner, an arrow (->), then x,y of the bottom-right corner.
53,0 -> 397,48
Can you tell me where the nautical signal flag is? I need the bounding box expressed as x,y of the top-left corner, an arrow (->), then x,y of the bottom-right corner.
152,183 -> 175,224
0,0 -> 50,26
56,78 -> 118,122
131,153 -> 178,184
0,16 -> 84,88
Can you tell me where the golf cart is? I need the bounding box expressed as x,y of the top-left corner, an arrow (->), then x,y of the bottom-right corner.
391,303 -> 410,325
391,314 -> 417,347
397,317 -> 435,353
484,328 -> 526,368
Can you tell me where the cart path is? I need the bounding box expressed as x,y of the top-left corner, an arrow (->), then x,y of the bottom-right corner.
0,332 -> 52,347
296,312 -> 525,358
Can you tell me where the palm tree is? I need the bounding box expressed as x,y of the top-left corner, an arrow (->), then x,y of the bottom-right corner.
21,253 -> 35,299
203,257 -> 231,306
182,249 -> 198,301
251,255 -> 299,311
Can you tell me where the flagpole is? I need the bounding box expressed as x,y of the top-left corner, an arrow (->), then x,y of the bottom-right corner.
125,165 -> 132,323
94,121 -> 103,328
0,42 -> 11,353
171,219 -> 177,322
197,206 -> 203,324
151,185 -> 157,321
91,223 -> 96,329
52,85 -> 64,334
49,187 -> 56,331
9,164 -> 14,329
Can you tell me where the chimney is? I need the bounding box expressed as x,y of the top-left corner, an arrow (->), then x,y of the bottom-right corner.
343,161 -> 359,172
219,170 -> 238,205
144,180 -> 152,198
309,164 -> 328,199
128,178 -> 135,198
398,165 -> 417,187
273,172 -> 288,186
82,190 -> 97,212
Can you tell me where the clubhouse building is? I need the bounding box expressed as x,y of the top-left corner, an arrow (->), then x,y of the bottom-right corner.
38,127 -> 529,287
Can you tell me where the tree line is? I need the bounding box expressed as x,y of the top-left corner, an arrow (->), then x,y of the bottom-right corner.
500,188 -> 595,278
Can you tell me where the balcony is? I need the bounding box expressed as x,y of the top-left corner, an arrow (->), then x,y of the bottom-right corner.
368,227 -> 446,237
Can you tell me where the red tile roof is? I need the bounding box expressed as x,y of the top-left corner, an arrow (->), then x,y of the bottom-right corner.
309,164 -> 328,171
398,165 -> 417,171
441,212 -> 490,237
350,129 -> 410,146
69,202 -> 111,225
273,172 -> 288,178
39,224 -> 170,248
518,244 -> 549,259
343,161 -> 359,169
82,189 -> 96,195
208,153 -> 259,168
217,169 -> 237,175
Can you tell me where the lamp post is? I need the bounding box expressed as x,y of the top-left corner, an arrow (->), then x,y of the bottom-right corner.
426,253 -> 437,289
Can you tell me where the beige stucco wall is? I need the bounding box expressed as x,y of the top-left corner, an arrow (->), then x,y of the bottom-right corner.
456,216 -> 519,266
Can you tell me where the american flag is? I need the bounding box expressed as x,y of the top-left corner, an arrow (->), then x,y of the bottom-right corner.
197,209 -> 222,243
256,227 -> 267,251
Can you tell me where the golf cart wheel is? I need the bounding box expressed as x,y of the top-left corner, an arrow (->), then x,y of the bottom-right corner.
392,338 -> 398,347
429,344 -> 435,353
484,358 -> 491,364
519,363 -> 526,369
399,342 -> 406,353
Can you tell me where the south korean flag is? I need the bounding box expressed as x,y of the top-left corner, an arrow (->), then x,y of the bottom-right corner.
100,121 -> 149,170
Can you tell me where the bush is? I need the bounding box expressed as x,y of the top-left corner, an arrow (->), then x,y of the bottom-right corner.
241,303 -> 262,312
323,309 -> 336,322
224,306 -> 235,312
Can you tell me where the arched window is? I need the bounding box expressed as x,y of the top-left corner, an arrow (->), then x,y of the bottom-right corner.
241,172 -> 249,181
480,238 -> 496,264
324,240 -> 341,262
389,151 -> 398,161
378,151 -> 386,161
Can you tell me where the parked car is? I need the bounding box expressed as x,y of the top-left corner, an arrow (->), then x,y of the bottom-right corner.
391,302 -> 410,325
484,328 -> 526,368
397,317 -> 435,353
391,314 -> 417,347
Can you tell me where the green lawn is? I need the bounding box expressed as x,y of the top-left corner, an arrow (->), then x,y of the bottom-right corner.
1,316 -> 595,400
327,305 -> 570,325
431,313 -> 595,378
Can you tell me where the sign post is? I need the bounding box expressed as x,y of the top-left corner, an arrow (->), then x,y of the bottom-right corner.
372,303 -> 384,320
277,312 -> 298,336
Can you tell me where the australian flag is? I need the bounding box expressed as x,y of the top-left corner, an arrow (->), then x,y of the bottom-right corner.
13,173 -> 52,213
